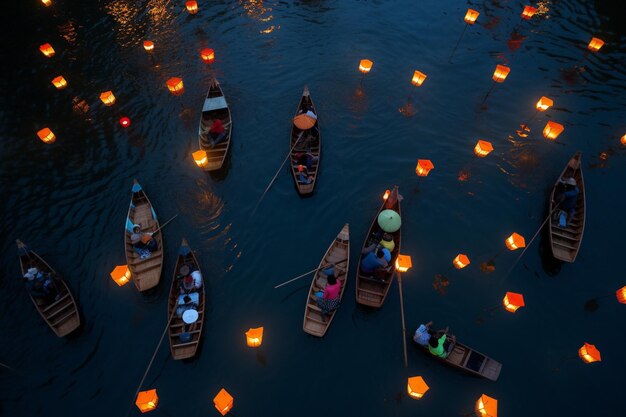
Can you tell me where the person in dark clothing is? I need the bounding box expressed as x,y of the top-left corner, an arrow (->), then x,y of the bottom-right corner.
554,177 -> 579,226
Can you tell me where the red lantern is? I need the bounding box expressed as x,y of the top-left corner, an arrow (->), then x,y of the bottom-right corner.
51,76 -> 67,89
453,254 -> 470,269
464,9 -> 480,25
543,121 -> 564,140
201,48 -> 215,63
587,37 -> 604,52
503,292 -> 525,313
505,232 -> 525,250
616,286 -> 626,304
415,159 -> 434,177
521,6 -> 537,20
578,343 -> 601,364
166,77 -> 184,95
492,65 -> 510,83
39,43 -> 55,58
474,140 -> 493,157
100,91 -> 116,106
143,40 -> 154,52
186,1 -> 198,14
359,59 -> 373,74
119,117 -> 131,128
621,135 -> 626,146
37,128 -> 56,144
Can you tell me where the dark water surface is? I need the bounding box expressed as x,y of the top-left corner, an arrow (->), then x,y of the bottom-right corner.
1,0 -> 625,416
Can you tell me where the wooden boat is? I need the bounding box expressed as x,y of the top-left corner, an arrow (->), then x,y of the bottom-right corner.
414,336 -> 502,381
355,186 -> 401,308
303,224 -> 350,337
198,78 -> 232,171
167,238 -> 205,360
16,240 -> 81,337
549,152 -> 585,262
290,86 -> 321,195
124,179 -> 163,292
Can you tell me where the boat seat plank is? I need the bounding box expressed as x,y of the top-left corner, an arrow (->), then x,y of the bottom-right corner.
42,293 -> 70,313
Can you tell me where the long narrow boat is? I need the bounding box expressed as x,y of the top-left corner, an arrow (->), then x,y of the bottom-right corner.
414,337 -> 502,381
16,240 -> 81,337
549,152 -> 585,262
124,179 -> 163,292
198,78 -> 232,171
290,86 -> 321,195
303,224 -> 350,337
167,238 -> 205,360
355,186 -> 401,308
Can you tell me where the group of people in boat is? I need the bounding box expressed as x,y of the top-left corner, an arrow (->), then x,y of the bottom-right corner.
174,264 -> 203,343
313,264 -> 342,321
553,176 -> 580,227
360,232 -> 395,279
292,104 -> 319,185
23,267 -> 60,303
413,321 -> 457,359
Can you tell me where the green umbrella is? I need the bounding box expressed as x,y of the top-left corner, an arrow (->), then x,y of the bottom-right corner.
378,209 -> 401,233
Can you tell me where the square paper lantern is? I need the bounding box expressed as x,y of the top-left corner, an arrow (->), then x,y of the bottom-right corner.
578,343 -> 601,364
143,40 -> 154,52
492,65 -> 510,83
100,91 -> 116,106
505,232 -> 525,250
39,43 -> 55,57
395,254 -> 412,272
245,327 -> 264,347
464,9 -> 480,25
521,6 -> 537,20
166,77 -> 184,95
453,254 -> 470,269
415,159 -> 434,177
135,389 -> 158,413
503,292 -> 525,312
587,37 -> 604,52
536,96 -> 553,111
359,59 -> 373,74
407,376 -> 429,399
543,121 -> 564,140
411,70 -> 427,87
475,394 -> 497,417
110,265 -> 131,286
186,1 -> 198,14
213,388 -> 234,415
37,128 -> 56,144
201,48 -> 215,63
474,140 -> 493,157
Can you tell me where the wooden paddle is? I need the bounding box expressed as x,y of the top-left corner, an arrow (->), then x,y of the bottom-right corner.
274,258 -> 348,289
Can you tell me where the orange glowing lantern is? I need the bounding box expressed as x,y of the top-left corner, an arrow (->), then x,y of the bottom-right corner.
475,394 -> 498,417
587,37 -> 604,52
464,9 -> 480,25
520,6 -> 537,20
51,76 -> 67,89
213,388 -> 234,416
135,389 -> 158,413
407,376 -> 429,399
382,189 -> 390,200
359,59 -> 373,74
110,265 -> 131,286
453,254 -> 470,269
166,77 -> 184,96
621,135 -> 626,146
415,159 -> 434,177
201,48 -> 215,63
143,40 -> 154,52
186,1 -> 198,14
192,150 -> 208,168
395,254 -> 412,273
615,286 -> 626,303
245,327 -> 264,347
492,65 -> 510,83
41,0 -> 52,6
503,292 -> 525,312
578,343 -> 601,363
505,232 -> 525,250
37,128 -> 56,144
39,43 -> 55,58
474,140 -> 494,157
542,121 -> 564,140
411,70 -> 427,87
536,96 -> 553,111
99,91 -> 116,106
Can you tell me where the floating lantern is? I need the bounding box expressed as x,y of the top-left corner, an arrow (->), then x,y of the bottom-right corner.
615,286 -> 626,303
37,128 -> 56,144
464,9 -> 480,25
411,70 -> 427,87
213,388 -> 234,416
99,91 -> 116,106
395,254 -> 412,273
382,189 -> 390,200
166,77 -> 184,95
578,343 -> 601,364
474,140 -> 493,157
505,232 -> 525,250
475,394 -> 498,417
201,48 -> 215,63
492,65 -> 510,83
110,265 -> 130,286
453,254 -> 470,269
542,121 -> 564,140
192,150 -> 208,168
503,292 -> 525,313
39,43 -> 55,58
119,117 -> 131,128
41,0 -> 52,6
536,96 -> 553,111
135,389 -> 158,413
143,40 -> 154,52
358,59 -> 373,74
407,376 -> 429,399
621,135 -> 626,146
186,1 -> 198,14
520,6 -> 537,20
51,76 -> 67,89
587,37 -> 604,52
245,327 -> 264,347
415,159 -> 434,177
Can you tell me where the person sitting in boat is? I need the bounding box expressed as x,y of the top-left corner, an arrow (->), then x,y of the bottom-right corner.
428,329 -> 456,358
380,233 -> 395,252
130,224 -> 158,252
293,152 -> 318,170
208,118 -> 226,147
23,268 -> 59,302
176,293 -> 199,317
191,270 -> 203,290
315,273 -> 341,321
297,165 -> 313,184
413,321 -> 434,346
360,247 -> 389,277
554,177 -> 579,226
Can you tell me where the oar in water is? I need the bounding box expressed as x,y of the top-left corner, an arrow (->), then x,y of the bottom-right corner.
274,258 -> 348,289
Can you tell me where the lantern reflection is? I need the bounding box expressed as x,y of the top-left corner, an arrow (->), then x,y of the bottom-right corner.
492,65 -> 510,83
505,233 -> 525,250
39,43 -> 55,57
135,389 -> 158,413
503,292 -> 525,312
464,9 -> 480,25
359,59 -> 373,74
543,121 -> 564,140
453,254 -> 470,269
51,76 -> 67,89
578,343 -> 601,363
213,388 -> 234,415
415,159 -> 434,177
407,376 -> 429,399
474,140 -> 493,157
37,128 -> 56,144
587,37 -> 604,52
